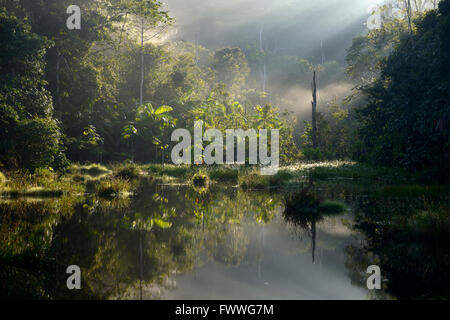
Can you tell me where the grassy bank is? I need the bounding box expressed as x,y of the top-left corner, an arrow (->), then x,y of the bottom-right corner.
1,161 -> 445,198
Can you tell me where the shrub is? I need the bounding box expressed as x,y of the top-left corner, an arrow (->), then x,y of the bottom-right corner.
239,172 -> 269,190
94,177 -> 131,198
0,171 -> 5,187
113,163 -> 141,179
79,164 -> 111,177
161,165 -> 191,178
13,118 -> 68,172
268,170 -> 294,186
209,167 -> 238,183
192,172 -> 209,188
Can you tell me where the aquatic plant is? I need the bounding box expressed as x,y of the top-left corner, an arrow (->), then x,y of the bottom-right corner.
238,171 -> 269,190
112,162 -> 141,180
192,172 -> 209,188
94,177 -> 131,198
209,167 -> 239,183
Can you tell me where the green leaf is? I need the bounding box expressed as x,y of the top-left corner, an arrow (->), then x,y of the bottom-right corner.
155,105 -> 173,115
153,218 -> 172,229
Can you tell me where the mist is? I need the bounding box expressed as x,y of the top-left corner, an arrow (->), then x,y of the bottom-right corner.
164,0 -> 377,61
162,0 -> 379,125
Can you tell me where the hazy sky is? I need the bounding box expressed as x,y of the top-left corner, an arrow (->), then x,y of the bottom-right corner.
163,0 -> 383,60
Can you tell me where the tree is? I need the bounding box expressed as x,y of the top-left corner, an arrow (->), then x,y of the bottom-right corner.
211,47 -> 250,94
110,0 -> 173,105
355,0 -> 450,179
0,9 -> 67,170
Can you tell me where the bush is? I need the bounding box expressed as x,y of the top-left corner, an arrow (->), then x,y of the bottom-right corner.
31,168 -> 56,185
79,164 -> 111,177
192,172 -> 209,188
148,164 -> 192,178
209,167 -> 238,183
94,177 -> 131,198
239,172 -> 269,190
113,163 -> 141,180
0,171 -> 5,187
12,118 -> 68,172
268,170 -> 294,186
161,165 -> 191,178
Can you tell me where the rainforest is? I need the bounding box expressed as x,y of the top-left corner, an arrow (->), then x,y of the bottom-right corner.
0,0 -> 449,300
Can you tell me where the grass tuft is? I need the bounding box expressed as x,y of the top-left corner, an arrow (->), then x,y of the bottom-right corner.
239,171 -> 269,190
209,167 -> 239,183
192,172 -> 209,188
93,177 -> 131,199
112,162 -> 141,180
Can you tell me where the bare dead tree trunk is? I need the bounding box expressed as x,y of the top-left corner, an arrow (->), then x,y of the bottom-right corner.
311,70 -> 318,149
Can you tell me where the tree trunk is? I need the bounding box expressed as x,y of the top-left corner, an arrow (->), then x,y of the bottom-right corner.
140,18 -> 144,106
405,0 -> 413,35
311,70 -> 318,149
56,51 -> 61,117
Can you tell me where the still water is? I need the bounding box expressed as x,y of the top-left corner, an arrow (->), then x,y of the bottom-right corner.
1,177 -> 448,299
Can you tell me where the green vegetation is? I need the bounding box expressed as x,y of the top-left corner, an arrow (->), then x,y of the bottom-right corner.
148,164 -> 193,179
0,171 -> 5,187
208,167 -> 239,183
318,200 -> 347,215
0,169 -> 84,198
1,1 -> 447,182
352,3 -> 450,180
347,190 -> 450,299
239,171 -> 270,190
92,177 -> 132,199
0,0 -> 449,301
112,162 -> 141,180
192,172 -> 209,188
73,164 -> 112,178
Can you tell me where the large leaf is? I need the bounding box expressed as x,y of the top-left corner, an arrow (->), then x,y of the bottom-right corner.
155,105 -> 173,115
153,218 -> 172,229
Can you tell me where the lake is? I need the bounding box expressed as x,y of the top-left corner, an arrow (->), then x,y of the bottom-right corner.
1,176 -> 448,299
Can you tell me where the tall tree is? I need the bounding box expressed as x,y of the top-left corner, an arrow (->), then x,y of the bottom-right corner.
0,9 -> 67,170
110,0 -> 173,105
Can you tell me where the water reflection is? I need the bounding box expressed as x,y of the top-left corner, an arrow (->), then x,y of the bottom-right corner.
1,178 -> 448,299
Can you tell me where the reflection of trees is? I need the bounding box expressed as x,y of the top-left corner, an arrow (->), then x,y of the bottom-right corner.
283,189 -> 348,263
346,194 -> 450,299
1,177 -> 284,299
0,199 -> 77,299
283,189 -> 323,263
